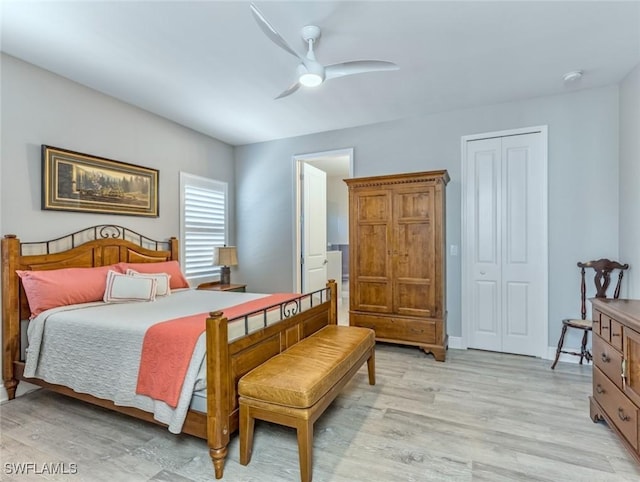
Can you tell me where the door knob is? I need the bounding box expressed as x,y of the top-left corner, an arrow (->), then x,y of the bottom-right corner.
323,259 -> 328,265
480,271 -> 486,275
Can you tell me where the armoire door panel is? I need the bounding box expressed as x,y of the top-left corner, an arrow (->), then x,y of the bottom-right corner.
393,188 -> 436,314
395,222 -> 434,279
395,189 -> 433,221
356,224 -> 389,278
396,281 -> 433,316
356,191 -> 390,223
354,279 -> 392,313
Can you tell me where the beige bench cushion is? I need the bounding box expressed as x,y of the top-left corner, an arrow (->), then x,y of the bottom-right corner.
238,325 -> 374,409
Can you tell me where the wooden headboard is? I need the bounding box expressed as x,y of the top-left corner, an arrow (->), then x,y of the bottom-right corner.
1,225 -> 178,397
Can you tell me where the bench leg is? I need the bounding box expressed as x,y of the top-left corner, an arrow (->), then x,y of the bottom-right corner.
367,350 -> 376,385
239,402 -> 255,466
296,420 -> 314,482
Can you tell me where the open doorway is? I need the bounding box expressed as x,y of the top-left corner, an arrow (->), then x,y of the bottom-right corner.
294,148 -> 353,318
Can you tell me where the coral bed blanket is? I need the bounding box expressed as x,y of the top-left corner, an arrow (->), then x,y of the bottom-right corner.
136,293 -> 300,407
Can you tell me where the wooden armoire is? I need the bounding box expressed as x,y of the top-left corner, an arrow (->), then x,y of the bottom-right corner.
344,170 -> 449,361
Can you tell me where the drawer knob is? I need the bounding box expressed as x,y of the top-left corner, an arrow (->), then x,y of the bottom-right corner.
595,384 -> 605,394
601,352 -> 610,363
618,408 -> 630,422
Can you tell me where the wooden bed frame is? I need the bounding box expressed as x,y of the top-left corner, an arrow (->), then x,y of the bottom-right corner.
1,225 -> 337,479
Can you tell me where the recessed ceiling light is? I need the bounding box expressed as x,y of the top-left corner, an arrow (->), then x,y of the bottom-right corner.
563,70 -> 583,83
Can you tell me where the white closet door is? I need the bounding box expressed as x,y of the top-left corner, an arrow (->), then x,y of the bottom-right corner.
466,138 -> 502,351
463,129 -> 547,357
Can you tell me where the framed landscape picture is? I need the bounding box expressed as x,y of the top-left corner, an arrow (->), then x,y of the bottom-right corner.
42,145 -> 159,217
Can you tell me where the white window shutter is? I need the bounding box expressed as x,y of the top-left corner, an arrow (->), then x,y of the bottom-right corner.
180,173 -> 228,282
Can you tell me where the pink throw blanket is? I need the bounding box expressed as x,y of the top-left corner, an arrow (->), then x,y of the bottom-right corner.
136,293 -> 300,407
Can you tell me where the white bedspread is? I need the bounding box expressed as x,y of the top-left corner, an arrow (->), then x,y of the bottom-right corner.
24,289 -> 268,433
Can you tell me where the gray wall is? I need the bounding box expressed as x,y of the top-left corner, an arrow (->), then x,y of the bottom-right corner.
0,54 -> 235,397
0,54 -> 235,241
235,86 -> 621,348
619,63 -> 640,297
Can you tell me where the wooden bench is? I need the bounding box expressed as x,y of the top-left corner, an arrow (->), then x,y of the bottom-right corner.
238,325 -> 376,482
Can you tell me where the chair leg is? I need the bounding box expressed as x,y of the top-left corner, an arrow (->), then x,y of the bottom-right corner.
551,324 -> 568,370
579,330 -> 590,365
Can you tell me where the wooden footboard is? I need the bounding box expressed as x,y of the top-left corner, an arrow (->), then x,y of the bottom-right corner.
1,226 -> 337,480
205,280 -> 337,478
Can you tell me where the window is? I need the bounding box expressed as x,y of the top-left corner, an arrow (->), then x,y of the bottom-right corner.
180,172 -> 228,283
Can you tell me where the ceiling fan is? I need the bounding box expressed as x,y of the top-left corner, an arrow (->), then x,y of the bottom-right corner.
250,3 -> 399,99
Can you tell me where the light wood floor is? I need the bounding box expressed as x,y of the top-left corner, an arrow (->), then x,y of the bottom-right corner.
2,344 -> 639,481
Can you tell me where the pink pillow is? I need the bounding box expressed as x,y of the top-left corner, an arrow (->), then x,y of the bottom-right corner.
17,264 -> 122,317
117,261 -> 189,289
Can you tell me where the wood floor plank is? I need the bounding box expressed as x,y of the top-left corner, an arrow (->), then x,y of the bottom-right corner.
2,344 -> 639,481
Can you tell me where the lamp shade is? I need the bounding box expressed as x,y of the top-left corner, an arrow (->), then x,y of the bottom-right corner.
213,246 -> 238,267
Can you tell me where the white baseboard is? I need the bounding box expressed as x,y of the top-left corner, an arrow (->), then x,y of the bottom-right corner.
0,382 -> 7,403
447,337 -> 589,365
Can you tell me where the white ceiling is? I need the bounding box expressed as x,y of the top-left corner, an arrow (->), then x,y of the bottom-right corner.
2,1 -> 639,146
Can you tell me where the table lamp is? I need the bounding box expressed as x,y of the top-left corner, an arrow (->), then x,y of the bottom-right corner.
214,246 -> 238,285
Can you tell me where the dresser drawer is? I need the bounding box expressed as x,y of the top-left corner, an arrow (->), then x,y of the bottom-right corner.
610,320 -> 623,351
592,309 -> 602,335
593,333 -> 623,389
594,367 -> 639,450
600,315 -> 611,341
351,313 -> 436,344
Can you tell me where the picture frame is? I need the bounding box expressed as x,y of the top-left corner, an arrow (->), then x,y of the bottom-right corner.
42,145 -> 159,217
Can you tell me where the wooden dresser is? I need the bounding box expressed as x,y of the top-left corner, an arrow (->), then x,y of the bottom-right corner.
344,170 -> 449,361
590,298 -> 640,464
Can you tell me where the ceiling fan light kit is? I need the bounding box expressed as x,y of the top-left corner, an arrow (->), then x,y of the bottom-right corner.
250,3 -> 399,98
297,61 -> 324,87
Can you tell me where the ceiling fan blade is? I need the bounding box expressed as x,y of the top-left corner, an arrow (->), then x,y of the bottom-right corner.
250,3 -> 303,61
275,81 -> 301,99
325,60 -> 399,80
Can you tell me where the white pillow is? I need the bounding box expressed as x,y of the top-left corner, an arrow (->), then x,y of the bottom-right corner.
126,269 -> 171,296
104,270 -> 157,303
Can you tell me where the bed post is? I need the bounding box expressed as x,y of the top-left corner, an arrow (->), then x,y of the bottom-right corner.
206,311 -> 230,479
169,237 -> 179,261
328,279 -> 338,325
2,235 -> 20,399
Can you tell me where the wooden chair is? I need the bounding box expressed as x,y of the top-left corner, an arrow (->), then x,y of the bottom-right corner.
551,259 -> 629,369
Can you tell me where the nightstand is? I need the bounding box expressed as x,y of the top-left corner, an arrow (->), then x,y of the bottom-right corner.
197,282 -> 247,293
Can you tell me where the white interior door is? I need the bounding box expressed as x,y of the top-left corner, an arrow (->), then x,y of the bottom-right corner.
463,128 -> 548,357
302,163 -> 328,293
